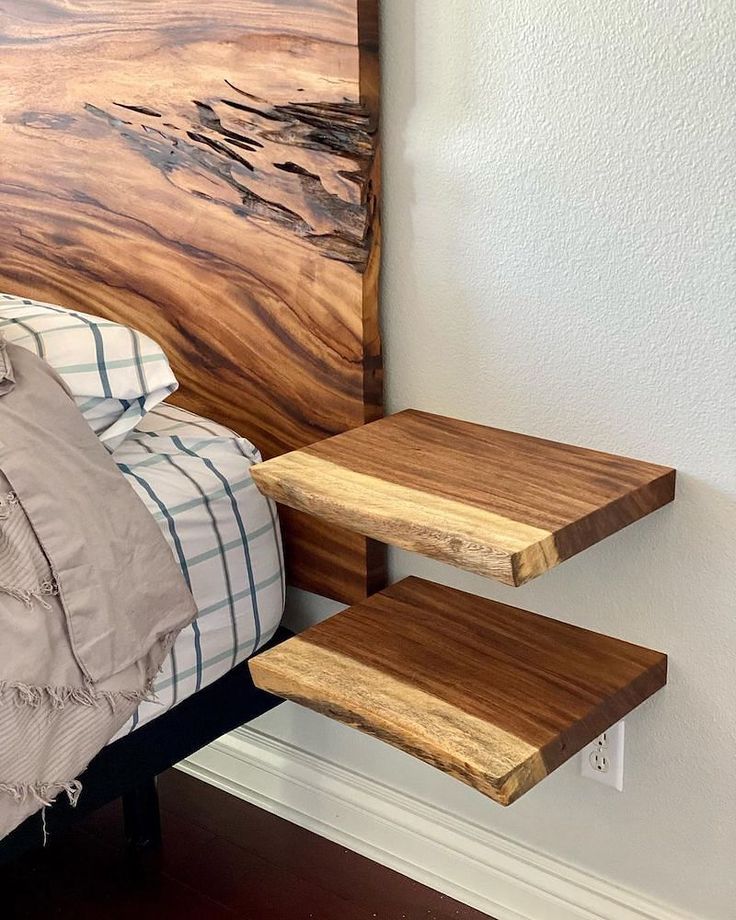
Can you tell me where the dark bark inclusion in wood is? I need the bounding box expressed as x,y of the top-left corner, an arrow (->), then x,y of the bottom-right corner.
76,84 -> 376,270
0,1 -> 384,607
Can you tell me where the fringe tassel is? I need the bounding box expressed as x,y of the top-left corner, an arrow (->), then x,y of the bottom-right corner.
0,491 -> 18,521
0,629 -> 183,843
0,578 -> 58,610
0,779 -> 83,810
152,629 -> 179,682
0,627 -> 179,714
0,491 -> 58,609
0,780 -> 83,847
0,677 -> 160,712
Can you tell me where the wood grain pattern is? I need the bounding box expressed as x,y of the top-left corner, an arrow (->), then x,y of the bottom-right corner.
251,409 -> 676,586
0,0 -> 384,603
249,576 -> 668,805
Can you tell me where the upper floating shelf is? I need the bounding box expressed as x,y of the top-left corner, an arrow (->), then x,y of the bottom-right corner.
251,409 -> 676,587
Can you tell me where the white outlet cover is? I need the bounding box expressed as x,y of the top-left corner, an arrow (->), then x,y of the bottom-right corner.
580,719 -> 625,791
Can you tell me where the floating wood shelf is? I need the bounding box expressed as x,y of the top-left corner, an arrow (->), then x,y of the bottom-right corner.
251,409 -> 676,586
249,577 -> 667,805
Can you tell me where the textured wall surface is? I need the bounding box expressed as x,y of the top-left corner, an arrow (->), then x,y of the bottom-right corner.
260,2 -> 736,916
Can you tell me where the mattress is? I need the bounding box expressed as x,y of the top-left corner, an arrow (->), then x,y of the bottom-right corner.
109,403 -> 285,740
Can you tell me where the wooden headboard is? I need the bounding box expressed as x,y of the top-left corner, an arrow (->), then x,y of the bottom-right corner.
0,1 -> 384,604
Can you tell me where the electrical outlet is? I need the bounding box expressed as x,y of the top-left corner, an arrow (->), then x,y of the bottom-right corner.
580,720 -> 625,790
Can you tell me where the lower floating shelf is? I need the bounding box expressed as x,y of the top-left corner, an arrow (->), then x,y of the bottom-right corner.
249,577 -> 667,805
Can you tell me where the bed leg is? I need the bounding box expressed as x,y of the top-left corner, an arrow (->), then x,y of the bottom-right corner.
122,776 -> 162,849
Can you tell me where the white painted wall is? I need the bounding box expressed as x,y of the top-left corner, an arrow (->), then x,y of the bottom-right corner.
254,2 -> 736,917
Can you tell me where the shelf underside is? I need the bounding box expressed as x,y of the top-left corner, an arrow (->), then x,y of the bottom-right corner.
249,577 -> 667,805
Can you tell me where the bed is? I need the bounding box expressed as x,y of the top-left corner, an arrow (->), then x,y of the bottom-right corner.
0,0 -> 383,860
111,404 -> 286,740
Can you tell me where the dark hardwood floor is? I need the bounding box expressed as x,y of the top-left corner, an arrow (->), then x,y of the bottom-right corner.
1,769 -> 493,919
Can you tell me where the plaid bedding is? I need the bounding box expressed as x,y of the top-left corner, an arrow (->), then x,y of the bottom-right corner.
110,403 -> 285,739
0,292 -> 177,448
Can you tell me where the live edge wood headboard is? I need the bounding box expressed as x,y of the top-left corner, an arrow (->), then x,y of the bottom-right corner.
0,1 -> 384,604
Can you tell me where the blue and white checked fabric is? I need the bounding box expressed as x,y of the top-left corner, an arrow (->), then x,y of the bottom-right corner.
110,403 -> 285,739
0,292 -> 177,448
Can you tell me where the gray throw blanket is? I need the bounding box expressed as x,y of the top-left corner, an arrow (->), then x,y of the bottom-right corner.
0,339 -> 197,840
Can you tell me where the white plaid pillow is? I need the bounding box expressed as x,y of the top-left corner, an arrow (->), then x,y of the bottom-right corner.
0,292 -> 177,448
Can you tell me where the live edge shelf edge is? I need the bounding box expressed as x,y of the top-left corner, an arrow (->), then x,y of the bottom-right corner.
250,409 -> 676,588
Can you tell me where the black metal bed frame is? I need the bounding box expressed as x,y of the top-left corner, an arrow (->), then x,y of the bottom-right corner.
0,628 -> 290,864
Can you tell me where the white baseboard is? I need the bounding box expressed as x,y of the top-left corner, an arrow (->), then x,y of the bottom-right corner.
179,727 -> 695,920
